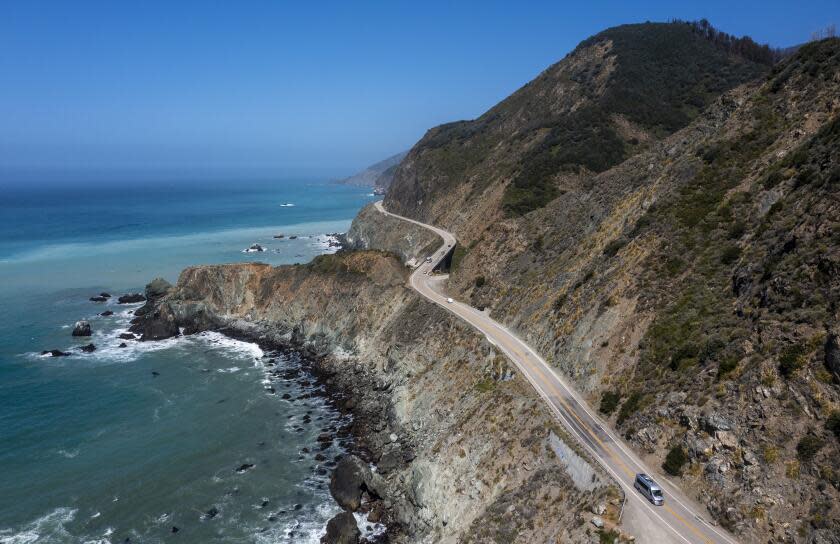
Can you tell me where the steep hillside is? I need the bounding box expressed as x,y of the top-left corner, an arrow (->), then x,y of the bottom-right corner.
359,27 -> 840,543
386,22 -> 770,226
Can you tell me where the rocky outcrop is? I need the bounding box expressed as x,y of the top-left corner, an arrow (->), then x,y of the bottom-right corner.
71,321 -> 91,337
118,293 -> 146,304
128,278 -> 179,341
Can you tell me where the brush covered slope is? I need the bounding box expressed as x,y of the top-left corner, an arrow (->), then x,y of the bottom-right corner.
364,26 -> 840,543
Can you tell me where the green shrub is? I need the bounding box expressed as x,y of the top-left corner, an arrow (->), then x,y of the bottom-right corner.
599,391 -> 621,415
720,245 -> 742,265
474,275 -> 486,288
796,435 -> 825,462
717,356 -> 739,379
664,256 -> 685,276
779,343 -> 807,378
727,221 -> 746,239
826,411 -> 840,440
663,445 -> 688,476
617,391 -> 646,425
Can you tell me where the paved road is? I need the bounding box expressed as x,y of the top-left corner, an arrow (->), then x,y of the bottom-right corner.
374,201 -> 737,544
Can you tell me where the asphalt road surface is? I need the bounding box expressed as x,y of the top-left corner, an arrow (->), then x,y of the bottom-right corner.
374,200 -> 738,544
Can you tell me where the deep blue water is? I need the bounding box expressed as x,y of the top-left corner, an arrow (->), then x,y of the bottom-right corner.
0,178 -> 379,543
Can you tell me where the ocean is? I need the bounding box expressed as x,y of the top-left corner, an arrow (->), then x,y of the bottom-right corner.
0,177 -> 378,543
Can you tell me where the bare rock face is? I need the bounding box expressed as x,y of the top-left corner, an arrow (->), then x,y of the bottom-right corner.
320,511 -> 360,544
71,321 -> 92,337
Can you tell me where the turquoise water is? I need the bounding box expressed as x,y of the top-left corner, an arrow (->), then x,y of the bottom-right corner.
0,178 -> 378,543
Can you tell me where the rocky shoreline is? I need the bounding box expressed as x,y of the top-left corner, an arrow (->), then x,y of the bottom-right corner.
123,278 -> 402,542
123,252 -> 617,543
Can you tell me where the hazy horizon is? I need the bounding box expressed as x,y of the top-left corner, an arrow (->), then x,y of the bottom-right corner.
2,0 -> 838,182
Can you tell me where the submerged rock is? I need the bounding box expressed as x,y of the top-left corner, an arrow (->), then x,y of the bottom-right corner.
89,296 -> 108,302
235,463 -> 255,473
119,333 -> 136,340
100,310 -> 114,316
321,511 -> 360,544
78,343 -> 96,353
41,349 -> 71,357
72,321 -> 92,337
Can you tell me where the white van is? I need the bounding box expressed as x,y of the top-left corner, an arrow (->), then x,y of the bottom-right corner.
634,473 -> 664,505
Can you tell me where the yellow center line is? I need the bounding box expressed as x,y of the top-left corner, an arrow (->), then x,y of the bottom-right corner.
467,309 -> 716,544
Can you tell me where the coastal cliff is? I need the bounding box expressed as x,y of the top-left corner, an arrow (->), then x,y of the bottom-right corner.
150,252 -> 620,543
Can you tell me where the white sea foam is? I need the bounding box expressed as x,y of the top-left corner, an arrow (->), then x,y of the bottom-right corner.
355,511 -> 387,540
0,507 -> 76,544
56,448 -> 80,459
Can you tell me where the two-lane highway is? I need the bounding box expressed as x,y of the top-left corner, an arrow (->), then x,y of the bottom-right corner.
373,201 -> 737,544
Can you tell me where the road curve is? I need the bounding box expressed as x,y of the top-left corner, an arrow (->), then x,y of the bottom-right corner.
374,200 -> 737,544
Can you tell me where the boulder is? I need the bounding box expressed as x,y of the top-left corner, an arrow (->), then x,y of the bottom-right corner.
89,296 -> 108,302
701,413 -> 732,433
321,511 -> 360,544
715,430 -> 738,450
100,310 -> 114,316
119,333 -> 136,340
243,243 -> 266,253
72,321 -> 92,337
78,343 -> 96,353
100,292 -> 111,298
118,293 -> 146,304
118,343 -> 128,348
329,455 -> 375,511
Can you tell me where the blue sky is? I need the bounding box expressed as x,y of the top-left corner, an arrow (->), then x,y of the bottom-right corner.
1,1 -> 837,180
